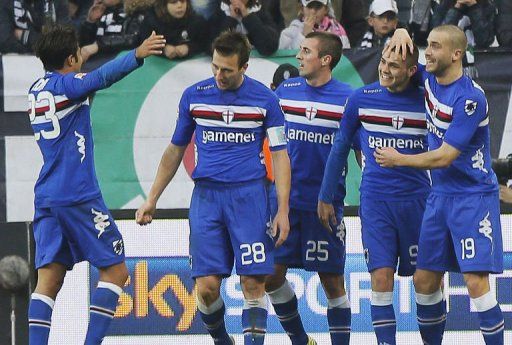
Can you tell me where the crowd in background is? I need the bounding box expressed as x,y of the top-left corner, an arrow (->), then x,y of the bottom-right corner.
0,0 -> 511,62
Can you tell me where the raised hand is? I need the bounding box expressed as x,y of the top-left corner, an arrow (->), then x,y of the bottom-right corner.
135,31 -> 166,59
382,28 -> 413,61
86,0 -> 106,23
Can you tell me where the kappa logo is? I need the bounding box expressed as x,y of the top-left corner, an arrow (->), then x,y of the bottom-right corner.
91,208 -> 111,238
305,106 -> 317,121
112,239 -> 124,255
222,109 -> 235,124
478,212 -> 493,243
471,145 -> 488,173
336,221 -> 346,246
74,131 -> 86,163
465,100 -> 478,116
392,115 -> 404,130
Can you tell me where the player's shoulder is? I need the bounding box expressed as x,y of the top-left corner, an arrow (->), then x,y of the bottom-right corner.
454,76 -> 487,107
245,75 -> 276,94
185,77 -> 217,96
329,78 -> 353,93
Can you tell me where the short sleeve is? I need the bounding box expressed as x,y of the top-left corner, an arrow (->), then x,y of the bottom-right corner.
171,90 -> 195,146
443,93 -> 487,150
264,93 -> 287,151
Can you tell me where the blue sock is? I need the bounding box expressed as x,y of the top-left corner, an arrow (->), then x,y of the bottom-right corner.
472,292 -> 504,345
267,281 -> 308,345
371,291 -> 396,345
28,293 -> 54,345
416,290 -> 446,345
242,296 -> 268,345
327,295 -> 351,345
197,297 -> 232,345
84,281 -> 122,345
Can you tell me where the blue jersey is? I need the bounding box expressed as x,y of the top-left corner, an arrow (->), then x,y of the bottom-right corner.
172,76 -> 287,183
275,77 -> 353,211
341,82 -> 430,200
420,66 -> 498,195
28,50 -> 143,207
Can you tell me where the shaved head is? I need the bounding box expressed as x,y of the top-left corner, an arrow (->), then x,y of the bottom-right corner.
431,25 -> 467,54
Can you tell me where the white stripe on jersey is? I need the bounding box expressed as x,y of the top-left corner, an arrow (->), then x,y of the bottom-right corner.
190,103 -> 267,129
189,103 -> 268,116
281,98 -> 344,129
284,114 -> 341,129
31,98 -> 89,125
425,79 -> 489,129
425,79 -> 454,116
279,98 -> 345,114
359,108 -> 427,136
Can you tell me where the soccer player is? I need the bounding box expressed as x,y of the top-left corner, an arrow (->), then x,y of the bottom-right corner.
135,31 -> 291,345
27,25 -> 165,345
265,32 -> 353,345
375,25 -> 505,345
318,43 -> 430,345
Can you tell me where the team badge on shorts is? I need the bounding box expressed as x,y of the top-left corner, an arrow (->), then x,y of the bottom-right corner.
112,239 -> 124,255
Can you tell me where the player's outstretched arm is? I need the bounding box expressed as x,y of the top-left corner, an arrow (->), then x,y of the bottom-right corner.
135,31 -> 166,59
374,142 -> 460,169
271,149 -> 291,248
383,28 -> 414,61
317,129 -> 353,231
136,143 -> 186,225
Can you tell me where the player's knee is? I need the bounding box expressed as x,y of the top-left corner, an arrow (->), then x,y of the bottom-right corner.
265,272 -> 286,292
35,275 -> 65,298
319,273 -> 346,298
241,275 -> 266,298
464,273 -> 489,297
413,271 -> 439,294
372,273 -> 393,292
197,284 -> 221,306
99,262 -> 129,287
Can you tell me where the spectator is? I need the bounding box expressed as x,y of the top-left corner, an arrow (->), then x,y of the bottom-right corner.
0,0 -> 70,54
431,0 -> 497,49
79,0 -> 148,60
190,0 -> 219,19
208,0 -> 279,56
500,185 -> 512,203
139,0 -> 208,60
68,0 -> 93,28
358,0 -> 399,48
496,0 -> 512,47
260,0 -> 284,31
332,0 -> 368,46
279,0 -> 350,50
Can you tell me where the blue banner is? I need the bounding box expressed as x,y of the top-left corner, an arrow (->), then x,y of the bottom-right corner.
90,254 -> 512,336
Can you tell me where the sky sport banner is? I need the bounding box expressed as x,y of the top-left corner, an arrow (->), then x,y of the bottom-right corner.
46,217 -> 512,344
2,48 -> 512,221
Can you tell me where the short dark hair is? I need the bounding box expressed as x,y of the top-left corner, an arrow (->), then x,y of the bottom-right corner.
305,31 -> 343,70
211,31 -> 251,69
34,24 -> 79,71
154,0 -> 192,22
